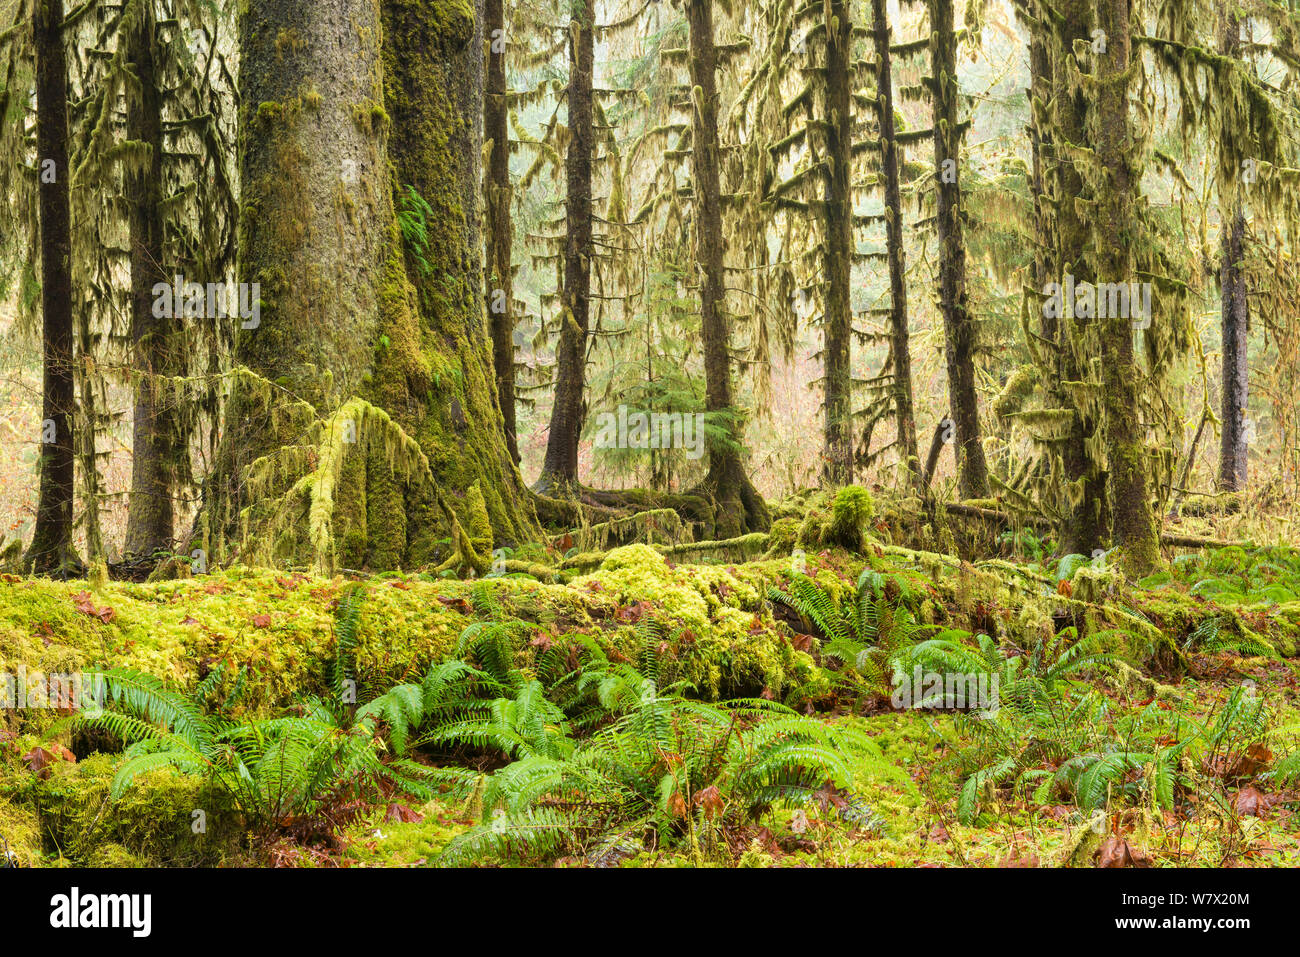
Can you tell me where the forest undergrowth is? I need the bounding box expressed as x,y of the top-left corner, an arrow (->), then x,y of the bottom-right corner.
2,486 -> 1299,869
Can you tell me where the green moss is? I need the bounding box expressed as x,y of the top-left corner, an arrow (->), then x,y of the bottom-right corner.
4,754 -> 248,866
0,792 -> 41,866
797,486 -> 875,553
574,545 -> 828,699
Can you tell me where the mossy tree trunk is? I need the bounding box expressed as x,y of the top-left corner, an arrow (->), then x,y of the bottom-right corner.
871,0 -> 920,487
484,0 -> 519,466
536,0 -> 594,496
1217,12 -> 1249,493
929,0 -> 988,499
1050,0 -> 1106,556
123,1 -> 179,562
205,0 -> 535,571
26,0 -> 79,576
685,0 -> 769,537
822,0 -> 855,487
1028,13 -> 1053,323
1093,0 -> 1160,574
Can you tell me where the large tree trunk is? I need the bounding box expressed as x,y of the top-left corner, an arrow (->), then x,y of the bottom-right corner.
1094,0 -> 1160,574
1218,13 -> 1249,493
25,0 -> 79,576
871,0 -> 920,487
685,0 -> 769,537
929,0 -> 988,499
204,0 -> 534,572
1050,0 -> 1105,556
535,0 -> 594,496
485,0 -> 519,465
821,0 -> 855,487
123,1 -> 179,562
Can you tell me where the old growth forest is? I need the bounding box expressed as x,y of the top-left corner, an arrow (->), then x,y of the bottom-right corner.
1,0 -> 1299,876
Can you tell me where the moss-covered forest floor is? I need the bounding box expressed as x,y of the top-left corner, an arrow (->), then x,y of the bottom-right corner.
2,490 -> 1300,868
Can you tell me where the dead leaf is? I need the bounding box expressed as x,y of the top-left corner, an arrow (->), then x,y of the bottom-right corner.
71,591 -> 116,623
693,785 -> 724,821
1233,785 -> 1270,818
386,803 -> 424,824
22,744 -> 75,780
1096,836 -> 1150,868
999,848 -> 1040,868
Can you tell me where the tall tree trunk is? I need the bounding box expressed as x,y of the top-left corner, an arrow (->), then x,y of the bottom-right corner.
822,0 -> 855,486
871,0 -> 920,486
685,0 -> 769,536
204,0 -> 534,572
930,0 -> 988,498
1027,10 -> 1053,329
123,1 -> 178,562
1050,0 -> 1105,556
1218,13 -> 1249,492
26,0 -> 79,576
484,0 -> 519,465
1094,0 -> 1160,574
536,0 -> 594,495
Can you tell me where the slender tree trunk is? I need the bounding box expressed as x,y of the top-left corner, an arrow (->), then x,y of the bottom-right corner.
686,0 -> 769,536
1219,208 -> 1249,490
484,0 -> 519,465
1094,0 -> 1160,574
1218,13 -> 1249,492
26,0 -> 79,576
205,0 -> 534,571
1050,0 -> 1105,556
822,0 -> 855,486
1028,12 -> 1053,329
536,0 -> 594,495
124,2 -> 178,562
871,0 -> 920,486
930,0 -> 988,499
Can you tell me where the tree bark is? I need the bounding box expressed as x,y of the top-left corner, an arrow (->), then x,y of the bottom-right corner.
485,0 -> 519,465
871,0 -> 920,487
536,0 -> 594,496
930,0 -> 988,498
822,0 -> 855,486
26,0 -> 79,576
1050,0 -> 1106,556
1028,12 -> 1053,327
1094,0 -> 1160,574
685,0 -> 769,537
123,1 -> 179,562
204,0 -> 534,571
1218,12 -> 1249,493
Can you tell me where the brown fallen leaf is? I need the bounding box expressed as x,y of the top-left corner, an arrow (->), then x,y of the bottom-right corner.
999,848 -> 1040,868
386,803 -> 424,824
1204,742 -> 1274,780
71,591 -> 116,624
252,613 -> 272,628
1233,785 -> 1270,818
1096,835 -> 1151,868
22,744 -> 76,780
